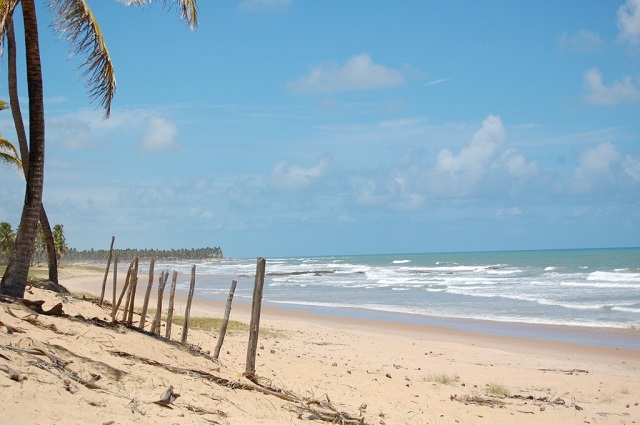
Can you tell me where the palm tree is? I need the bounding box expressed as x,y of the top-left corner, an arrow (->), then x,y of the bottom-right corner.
33,222 -> 45,266
52,224 -> 68,262
6,18 -> 60,284
0,222 -> 16,261
0,0 -> 198,298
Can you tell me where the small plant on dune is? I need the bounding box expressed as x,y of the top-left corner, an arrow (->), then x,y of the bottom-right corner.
425,372 -> 460,385
487,383 -> 511,397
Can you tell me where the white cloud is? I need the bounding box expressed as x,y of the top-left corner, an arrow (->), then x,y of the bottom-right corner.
425,77 -> 453,87
571,142 -> 621,193
287,54 -> 405,94
500,149 -> 538,178
48,108 -> 144,149
139,116 -> 180,152
623,155 -> 640,181
435,114 -> 506,181
617,0 -> 640,45
583,68 -> 640,105
559,30 -> 604,52
424,115 -> 540,197
267,155 -> 331,190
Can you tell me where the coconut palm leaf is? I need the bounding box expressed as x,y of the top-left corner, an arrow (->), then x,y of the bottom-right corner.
0,135 -> 22,171
0,0 -> 20,46
50,0 -> 116,118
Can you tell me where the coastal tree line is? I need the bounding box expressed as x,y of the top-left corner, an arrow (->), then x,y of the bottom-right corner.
0,221 -> 222,265
64,246 -> 223,263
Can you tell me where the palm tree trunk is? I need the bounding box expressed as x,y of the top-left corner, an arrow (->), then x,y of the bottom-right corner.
0,0 -> 46,298
7,18 -> 58,284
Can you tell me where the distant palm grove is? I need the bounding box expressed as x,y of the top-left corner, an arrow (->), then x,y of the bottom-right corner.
1,221 -> 222,265
64,246 -> 224,264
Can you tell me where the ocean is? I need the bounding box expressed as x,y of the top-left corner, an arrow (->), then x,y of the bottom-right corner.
150,248 -> 640,348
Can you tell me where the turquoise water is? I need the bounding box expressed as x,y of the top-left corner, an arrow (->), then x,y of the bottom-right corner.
151,248 -> 640,346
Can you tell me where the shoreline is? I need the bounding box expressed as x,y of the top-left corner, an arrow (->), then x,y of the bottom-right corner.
59,265 -> 640,355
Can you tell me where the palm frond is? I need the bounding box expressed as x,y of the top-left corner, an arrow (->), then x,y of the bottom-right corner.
0,0 -> 20,48
49,0 -> 116,118
0,136 -> 22,171
118,0 -> 198,29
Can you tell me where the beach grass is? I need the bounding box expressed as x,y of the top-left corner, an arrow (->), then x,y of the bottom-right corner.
425,372 -> 460,385
487,383 -> 511,397
137,308 -> 285,338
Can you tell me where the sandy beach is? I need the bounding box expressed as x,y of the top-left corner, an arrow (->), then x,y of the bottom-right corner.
1,265 -> 639,424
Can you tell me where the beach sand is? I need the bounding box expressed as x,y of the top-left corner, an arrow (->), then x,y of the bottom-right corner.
1,265 -> 639,424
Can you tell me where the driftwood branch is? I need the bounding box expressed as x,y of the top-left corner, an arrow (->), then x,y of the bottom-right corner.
0,364 -> 27,382
108,349 -> 366,424
0,295 -> 65,316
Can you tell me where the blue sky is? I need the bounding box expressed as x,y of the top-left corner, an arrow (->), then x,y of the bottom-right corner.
1,0 -> 639,258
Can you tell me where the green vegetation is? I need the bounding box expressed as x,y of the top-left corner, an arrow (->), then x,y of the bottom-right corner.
425,372 -> 460,385
0,222 -> 16,263
134,306 -> 285,339
64,246 -> 223,264
486,383 -> 511,397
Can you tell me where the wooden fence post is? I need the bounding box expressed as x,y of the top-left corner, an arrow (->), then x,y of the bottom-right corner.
126,257 -> 139,325
114,258 -> 135,321
180,265 -> 197,344
111,251 -> 119,320
214,279 -> 237,360
165,271 -> 178,339
150,271 -> 169,335
99,236 -> 115,305
139,258 -> 155,329
245,257 -> 266,381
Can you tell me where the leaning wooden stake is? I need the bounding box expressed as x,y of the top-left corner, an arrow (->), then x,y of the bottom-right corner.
139,258 -> 156,330
165,271 -> 178,339
126,257 -> 139,325
245,257 -> 266,381
114,258 -> 135,321
150,271 -> 169,335
99,236 -> 115,305
111,251 -> 118,319
180,265 -> 197,344
214,279 -> 237,360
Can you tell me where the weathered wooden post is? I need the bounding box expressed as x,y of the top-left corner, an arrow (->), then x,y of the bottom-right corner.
126,257 -> 139,325
165,271 -> 178,339
99,236 -> 115,305
111,251 -> 119,320
214,279 -> 237,360
245,257 -> 266,381
150,271 -> 169,335
139,258 -> 155,329
180,265 -> 197,344
114,258 -> 135,321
